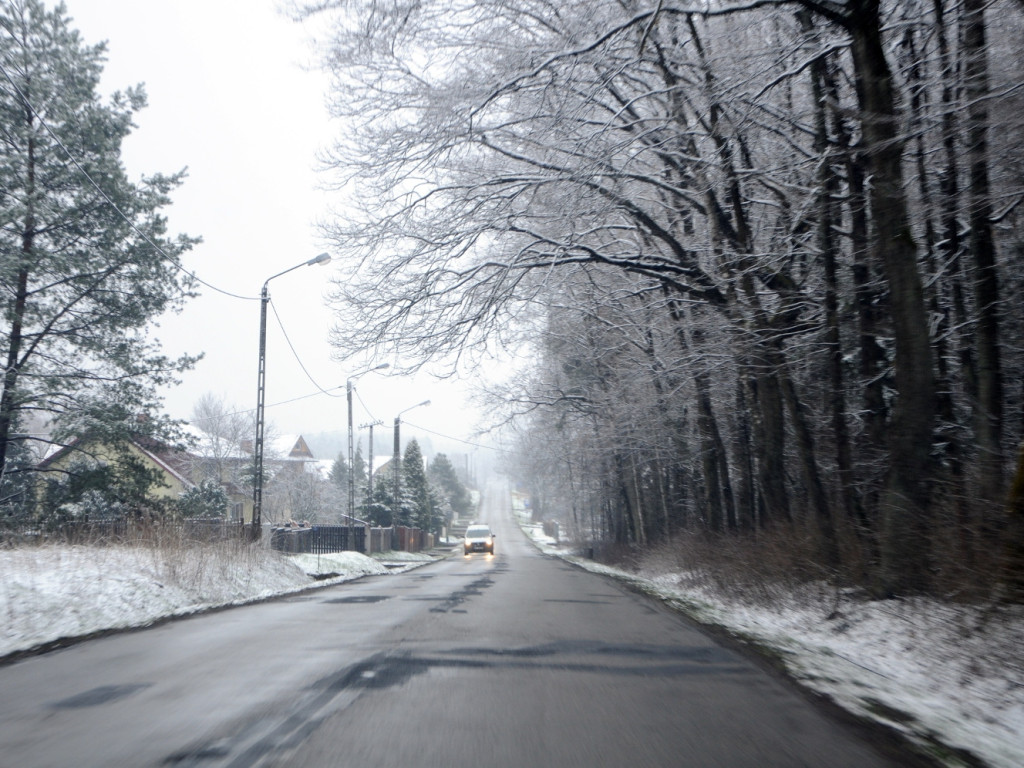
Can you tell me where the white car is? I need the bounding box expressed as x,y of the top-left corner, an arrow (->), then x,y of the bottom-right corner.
463,524 -> 495,555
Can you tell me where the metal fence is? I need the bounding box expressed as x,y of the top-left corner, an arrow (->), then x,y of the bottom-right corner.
269,524 -> 366,554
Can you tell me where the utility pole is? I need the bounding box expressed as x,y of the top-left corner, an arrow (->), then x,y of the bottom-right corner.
360,420 -> 383,519
393,415 -> 401,525
252,253 -> 331,540
392,400 -> 430,527
344,363 -> 388,550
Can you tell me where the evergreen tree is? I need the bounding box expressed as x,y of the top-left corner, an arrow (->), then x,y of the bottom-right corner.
352,444 -> 367,487
329,452 -> 349,489
329,448 -> 365,491
39,447 -> 170,529
403,439 -> 439,533
0,0 -> 198,498
365,479 -> 394,527
0,410 -> 33,527
428,453 -> 472,519
176,479 -> 228,518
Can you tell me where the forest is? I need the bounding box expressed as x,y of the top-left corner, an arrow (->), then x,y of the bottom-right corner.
308,0 -> 1024,597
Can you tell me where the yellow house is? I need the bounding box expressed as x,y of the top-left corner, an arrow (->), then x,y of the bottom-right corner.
38,434 -> 196,508
39,430 -> 324,523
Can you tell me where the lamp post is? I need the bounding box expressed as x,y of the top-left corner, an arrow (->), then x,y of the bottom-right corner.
251,252 -> 331,539
392,399 -> 430,526
346,363 -> 389,549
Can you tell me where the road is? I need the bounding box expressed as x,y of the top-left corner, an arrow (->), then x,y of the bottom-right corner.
0,483 -> 918,767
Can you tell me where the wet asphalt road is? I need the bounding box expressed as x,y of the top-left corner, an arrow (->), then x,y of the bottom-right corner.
0,484 -> 911,767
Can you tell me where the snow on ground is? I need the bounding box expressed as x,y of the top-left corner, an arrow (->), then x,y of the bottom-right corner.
287,551 -> 389,578
515,512 -> 1024,768
0,542 -> 435,660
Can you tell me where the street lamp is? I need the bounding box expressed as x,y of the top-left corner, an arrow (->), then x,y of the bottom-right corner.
251,252 -> 332,539
346,363 -> 389,549
392,399 -> 431,526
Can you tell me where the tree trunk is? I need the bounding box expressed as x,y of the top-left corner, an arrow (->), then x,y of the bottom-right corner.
848,3 -> 937,594
1004,442 -> 1024,602
0,266 -> 29,483
779,355 -> 840,568
932,0 -> 974,564
734,372 -> 757,531
694,371 -> 727,532
0,127 -> 35,483
821,39 -> 883,550
749,356 -> 791,527
629,454 -> 648,546
963,0 -> 1005,500
668,300 -> 735,533
805,11 -> 856,530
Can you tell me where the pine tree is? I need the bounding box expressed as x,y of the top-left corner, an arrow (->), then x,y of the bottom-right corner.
176,479 -> 229,519
352,444 -> 367,487
0,0 -> 198,497
402,439 -> 438,532
428,453 -> 472,519
329,452 -> 349,489
366,480 -> 394,527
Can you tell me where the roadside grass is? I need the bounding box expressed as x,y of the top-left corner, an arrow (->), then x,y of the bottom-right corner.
1,528 -> 446,662
0,531 -> 311,658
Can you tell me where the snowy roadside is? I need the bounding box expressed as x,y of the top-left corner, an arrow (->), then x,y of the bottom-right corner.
0,544 -> 440,662
514,513 -> 1024,768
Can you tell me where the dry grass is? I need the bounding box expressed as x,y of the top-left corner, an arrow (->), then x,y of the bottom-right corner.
591,498 -> 1016,605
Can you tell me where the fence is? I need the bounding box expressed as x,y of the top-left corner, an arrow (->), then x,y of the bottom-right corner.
366,526 -> 392,554
269,524 -> 435,555
269,524 -> 362,554
3,517 -> 239,546
19,518 -> 438,555
394,526 -> 434,552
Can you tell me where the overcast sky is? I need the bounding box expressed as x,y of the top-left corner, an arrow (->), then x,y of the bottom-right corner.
64,1 -> 490,455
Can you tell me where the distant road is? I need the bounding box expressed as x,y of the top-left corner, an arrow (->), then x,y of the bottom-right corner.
0,483 -> 923,767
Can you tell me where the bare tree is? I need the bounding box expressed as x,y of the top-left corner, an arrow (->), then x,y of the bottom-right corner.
304,0 -> 1024,596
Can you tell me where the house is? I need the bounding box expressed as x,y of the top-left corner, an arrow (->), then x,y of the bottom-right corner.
182,430 -> 332,524
211,432 -> 327,523
373,456 -> 398,482
36,433 -> 197,515
262,435 -> 331,523
181,430 -> 324,523
184,425 -> 254,523
36,427 -> 329,525
271,434 -> 316,467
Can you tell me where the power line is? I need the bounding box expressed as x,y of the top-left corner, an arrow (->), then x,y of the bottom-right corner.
189,386 -> 343,424
403,419 -> 506,453
353,387 -> 379,423
268,299 -> 340,397
2,33 -> 507,465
